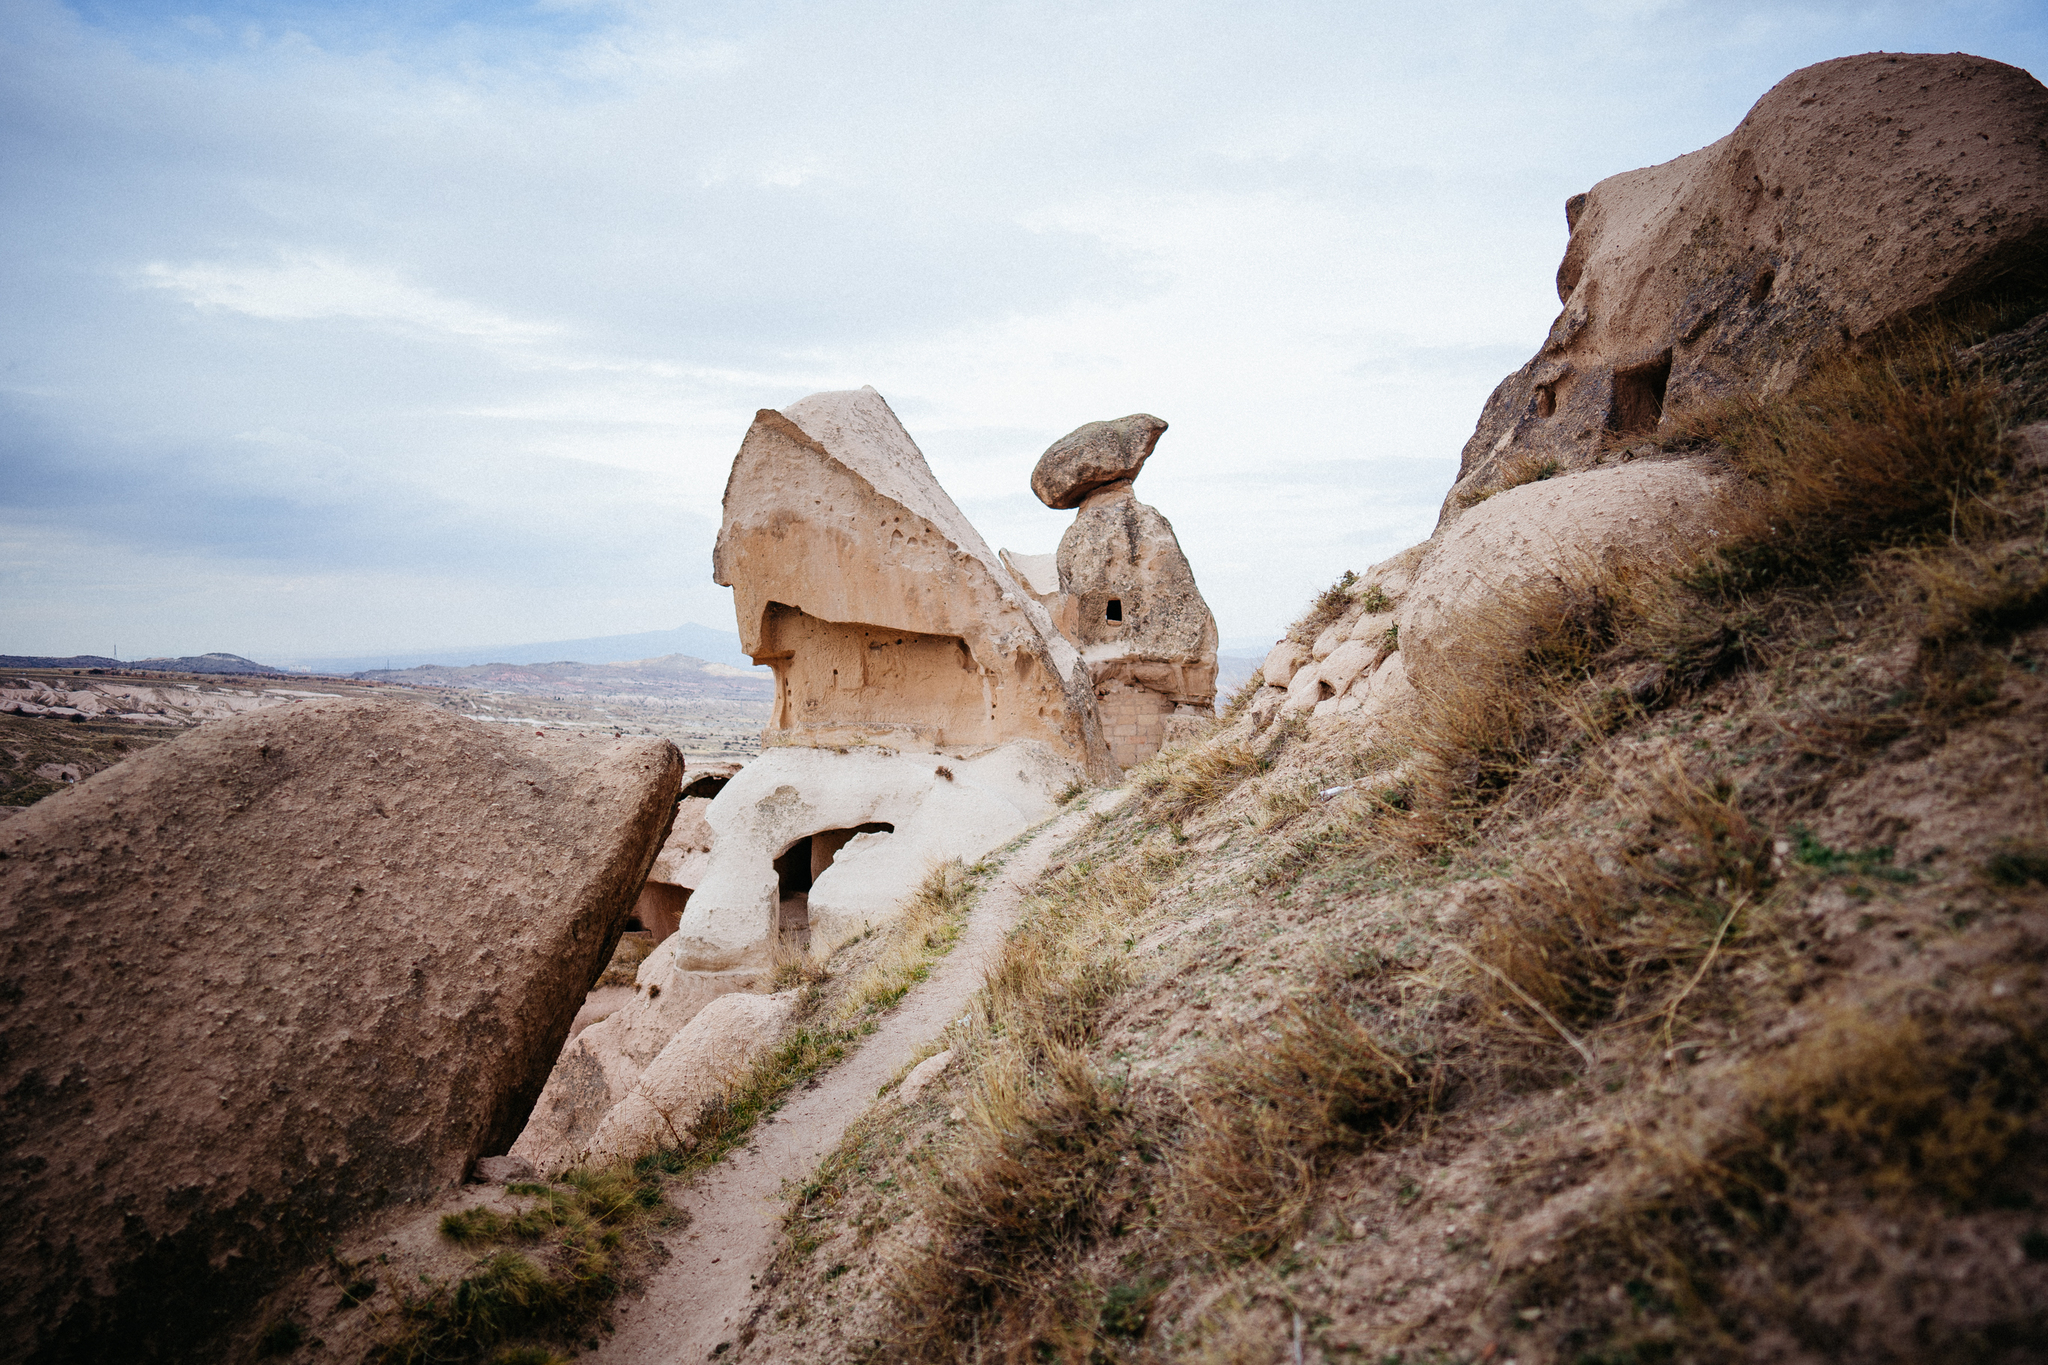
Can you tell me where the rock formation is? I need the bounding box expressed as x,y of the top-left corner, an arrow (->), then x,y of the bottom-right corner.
511,389 -> 1107,1168
1029,413 -> 1168,508
1444,52 -> 2048,516
713,386 -> 1115,779
0,698 -> 680,1363
1017,415 -> 1220,768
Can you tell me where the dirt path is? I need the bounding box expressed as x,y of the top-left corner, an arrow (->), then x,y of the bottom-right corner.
591,806 -> 1089,1364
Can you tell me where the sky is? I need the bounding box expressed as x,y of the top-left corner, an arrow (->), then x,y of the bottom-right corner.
4,0 -> 2044,664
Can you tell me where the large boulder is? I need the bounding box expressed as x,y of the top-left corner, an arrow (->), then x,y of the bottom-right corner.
0,699 -> 681,1364
713,386 -> 1117,783
1445,52 -> 2048,516
1029,413 -> 1169,509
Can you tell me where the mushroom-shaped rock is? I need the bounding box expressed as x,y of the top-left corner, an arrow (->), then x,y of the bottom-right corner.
1031,413 -> 1169,509
1444,52 -> 2048,519
713,386 -> 1116,783
0,698 -> 681,1363
1053,481 -> 1220,768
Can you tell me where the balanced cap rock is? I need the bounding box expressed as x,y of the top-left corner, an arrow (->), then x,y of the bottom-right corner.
0,698 -> 681,1363
1030,413 -> 1168,509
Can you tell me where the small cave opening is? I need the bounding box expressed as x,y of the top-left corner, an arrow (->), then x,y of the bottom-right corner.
629,881 -> 690,943
1748,267 -> 1776,304
681,773 -> 731,800
1533,383 -> 1557,418
1105,598 -> 1123,623
772,822 -> 895,945
1607,351 -> 1673,437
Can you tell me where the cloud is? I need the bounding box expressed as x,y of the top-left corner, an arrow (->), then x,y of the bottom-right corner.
2,0 -> 2043,658
140,251 -> 558,340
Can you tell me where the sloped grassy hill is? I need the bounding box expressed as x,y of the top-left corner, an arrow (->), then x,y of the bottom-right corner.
728,311 -> 2048,1363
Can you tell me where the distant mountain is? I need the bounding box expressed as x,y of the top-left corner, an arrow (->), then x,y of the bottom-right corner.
276,623 -> 759,674
353,653 -> 771,702
0,652 -> 281,676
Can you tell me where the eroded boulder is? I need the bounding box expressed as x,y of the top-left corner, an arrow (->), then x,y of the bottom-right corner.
0,698 -> 680,1363
1445,52 -> 2048,516
714,387 -> 1115,782
1030,413 -> 1169,509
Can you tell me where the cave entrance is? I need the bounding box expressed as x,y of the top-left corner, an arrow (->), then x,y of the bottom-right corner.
627,882 -> 690,943
681,773 -> 732,800
772,822 -> 894,946
1608,351 -> 1672,437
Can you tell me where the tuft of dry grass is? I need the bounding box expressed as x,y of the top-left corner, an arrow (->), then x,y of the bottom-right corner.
1286,569 -> 1359,644
1132,738 -> 1263,823
1167,997 -> 1425,1260
1674,333 -> 2011,596
832,861 -> 976,1021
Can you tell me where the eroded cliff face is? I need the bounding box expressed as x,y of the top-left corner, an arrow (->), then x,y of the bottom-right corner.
713,388 -> 1116,782
1445,51 -> 2048,517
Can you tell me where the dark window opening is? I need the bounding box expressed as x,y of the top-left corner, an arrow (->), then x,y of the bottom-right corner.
774,823 -> 895,944
1534,383 -> 1557,418
681,773 -> 731,800
1106,598 -> 1123,622
1607,351 -> 1672,437
624,916 -> 644,932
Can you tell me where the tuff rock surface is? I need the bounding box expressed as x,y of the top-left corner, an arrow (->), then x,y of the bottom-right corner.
1444,51 -> 2048,517
0,698 -> 680,1364
1029,413 -> 1169,509
713,387 -> 1115,782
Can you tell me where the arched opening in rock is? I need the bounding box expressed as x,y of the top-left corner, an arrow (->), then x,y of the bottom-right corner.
630,882 -> 691,943
772,822 -> 894,946
1106,598 -> 1123,622
681,773 -> 731,800
1534,383 -> 1557,418
1608,351 -> 1672,436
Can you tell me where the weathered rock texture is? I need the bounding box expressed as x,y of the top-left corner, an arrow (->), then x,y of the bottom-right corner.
0,699 -> 680,1364
1030,413 -> 1168,509
713,387 -> 1115,782
1053,482 -> 1220,768
1445,52 -> 2048,517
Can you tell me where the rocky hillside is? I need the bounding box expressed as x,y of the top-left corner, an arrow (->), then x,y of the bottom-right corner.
703,53 -> 2048,1365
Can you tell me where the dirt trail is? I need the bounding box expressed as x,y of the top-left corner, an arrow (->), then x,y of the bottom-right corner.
592,806 -> 1089,1364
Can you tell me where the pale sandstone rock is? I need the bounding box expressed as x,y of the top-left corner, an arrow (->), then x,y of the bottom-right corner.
1247,685 -> 1289,729
1261,640 -> 1310,688
0,699 -> 679,1362
573,992 -> 796,1171
1030,413 -> 1169,509
896,1048 -> 956,1106
1345,610 -> 1397,646
511,741 -> 1070,1165
664,741 -> 1070,971
714,386 -> 1115,782
1051,481 -> 1220,768
1445,53 -> 2048,517
1311,604 -> 1364,661
1402,459 -> 1738,691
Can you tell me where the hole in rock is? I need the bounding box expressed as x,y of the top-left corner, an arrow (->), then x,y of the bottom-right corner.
1534,384 -> 1557,418
1748,268 -> 1776,303
1106,598 -> 1123,622
631,882 -> 690,942
1607,351 -> 1672,437
773,823 -> 894,945
681,773 -> 731,800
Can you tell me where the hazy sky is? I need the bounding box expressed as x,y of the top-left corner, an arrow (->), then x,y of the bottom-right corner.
5,0 -> 2044,661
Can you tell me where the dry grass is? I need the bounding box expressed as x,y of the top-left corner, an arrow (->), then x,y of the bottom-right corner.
1131,738 -> 1263,823
1167,996 -> 1425,1260
831,860 -> 976,1021
1511,999 -> 2048,1361
1286,569 -> 1359,644
370,1169 -> 666,1365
